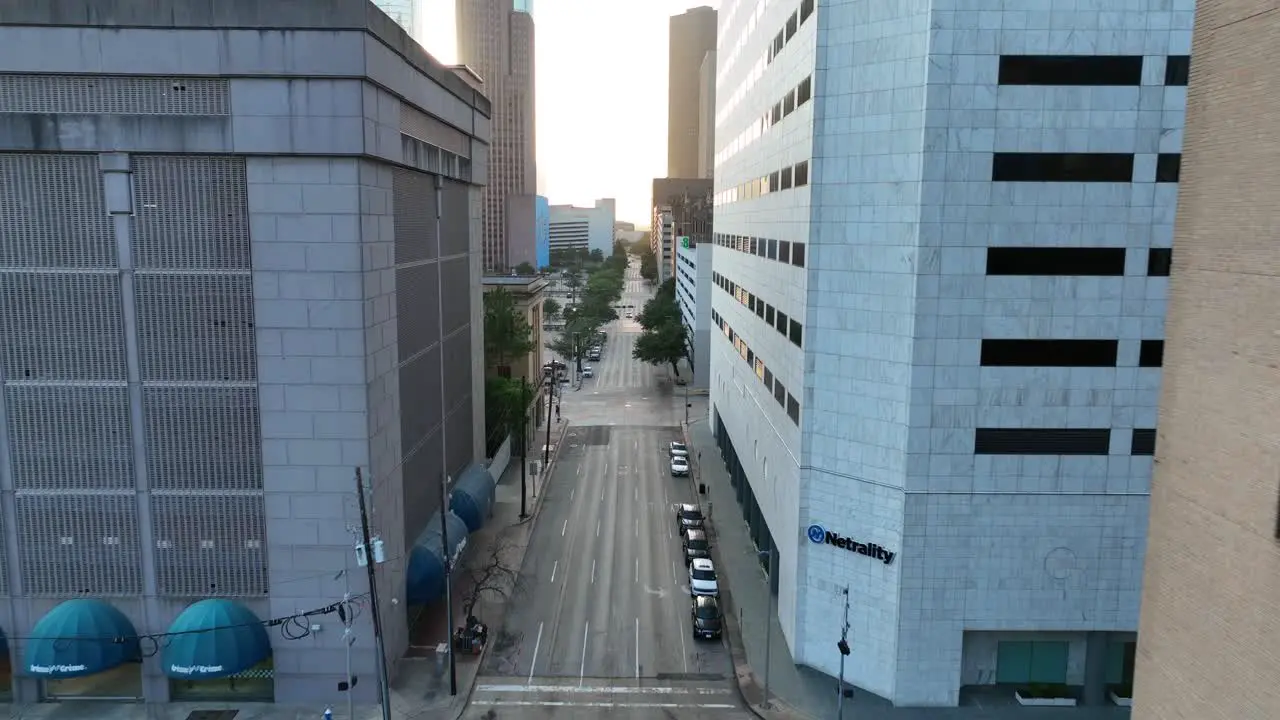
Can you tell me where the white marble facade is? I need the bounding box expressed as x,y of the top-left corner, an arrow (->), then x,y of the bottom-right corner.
709,0 -> 1191,706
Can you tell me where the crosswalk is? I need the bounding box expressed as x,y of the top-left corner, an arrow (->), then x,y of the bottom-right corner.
470,681 -> 741,712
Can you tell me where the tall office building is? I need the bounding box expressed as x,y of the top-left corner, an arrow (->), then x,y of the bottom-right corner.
710,0 -> 1187,707
0,0 -> 489,707
458,0 -> 538,271
668,6 -> 717,179
548,199 -> 616,260
1131,2 -> 1280,718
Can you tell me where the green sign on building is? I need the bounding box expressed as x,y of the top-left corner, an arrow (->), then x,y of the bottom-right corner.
679,236 -> 691,248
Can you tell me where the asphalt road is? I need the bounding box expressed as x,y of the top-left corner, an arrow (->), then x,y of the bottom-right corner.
465,260 -> 743,718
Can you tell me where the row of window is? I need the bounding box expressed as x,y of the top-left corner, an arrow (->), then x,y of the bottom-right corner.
713,232 -> 807,269
716,0 -> 816,127
716,153 -> 1181,207
981,339 -> 1163,368
712,271 -> 803,349
992,153 -> 1181,183
712,309 -> 802,426
987,247 -> 1171,278
998,55 -> 1190,87
716,74 -> 813,169
713,159 -> 810,206
975,428 -> 1156,456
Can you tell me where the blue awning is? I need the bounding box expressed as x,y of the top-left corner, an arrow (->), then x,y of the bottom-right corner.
450,463 -> 496,533
25,599 -> 139,679
162,599 -> 272,680
406,509 -> 469,606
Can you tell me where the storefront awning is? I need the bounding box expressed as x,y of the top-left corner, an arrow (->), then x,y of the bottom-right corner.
25,599 -> 139,679
162,599 -> 271,680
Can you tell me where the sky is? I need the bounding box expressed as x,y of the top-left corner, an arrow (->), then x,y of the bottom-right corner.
420,0 -> 720,226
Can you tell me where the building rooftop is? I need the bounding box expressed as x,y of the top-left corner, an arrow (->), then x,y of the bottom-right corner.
482,275 -> 549,294
0,0 -> 492,116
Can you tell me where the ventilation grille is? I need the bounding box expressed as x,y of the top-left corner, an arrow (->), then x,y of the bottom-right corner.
439,257 -> 471,335
439,180 -> 471,257
132,156 -> 250,270
144,387 -> 262,492
0,75 -> 230,116
0,271 -> 127,381
399,347 -> 443,456
17,492 -> 142,595
0,154 -> 116,267
392,167 -> 438,264
152,493 -> 267,596
6,385 -> 134,491
134,274 -> 257,382
395,263 -> 440,362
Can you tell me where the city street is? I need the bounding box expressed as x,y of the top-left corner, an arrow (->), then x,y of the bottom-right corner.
464,261 -> 744,718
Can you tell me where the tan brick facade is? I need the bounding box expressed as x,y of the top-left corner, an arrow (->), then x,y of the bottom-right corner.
1132,2 -> 1280,717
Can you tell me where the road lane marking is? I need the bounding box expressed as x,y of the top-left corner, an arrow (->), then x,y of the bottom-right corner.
550,561 -> 558,584
527,622 -> 543,685
678,611 -> 689,673
634,518 -> 638,537
570,487 -> 575,501
579,621 -> 589,687
596,519 -> 601,536
634,557 -> 638,582
483,701 -> 737,709
577,465 -> 581,476
478,681 -> 732,691
671,560 -> 678,586
478,685 -> 733,695
591,559 -> 596,584
634,487 -> 638,501
562,519 -> 568,536
600,489 -> 604,501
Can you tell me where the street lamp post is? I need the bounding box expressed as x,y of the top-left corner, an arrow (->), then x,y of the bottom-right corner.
837,586 -> 851,720
519,376 -> 529,520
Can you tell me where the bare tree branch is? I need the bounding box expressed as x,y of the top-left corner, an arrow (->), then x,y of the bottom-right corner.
460,529 -> 528,619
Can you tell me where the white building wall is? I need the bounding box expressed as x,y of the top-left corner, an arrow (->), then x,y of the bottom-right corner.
711,0 -> 1184,707
675,242 -> 713,387
549,199 -> 615,257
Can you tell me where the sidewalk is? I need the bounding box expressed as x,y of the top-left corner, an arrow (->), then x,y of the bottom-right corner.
683,401 -> 1131,720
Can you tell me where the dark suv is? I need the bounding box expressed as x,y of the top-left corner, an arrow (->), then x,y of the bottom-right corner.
682,529 -> 710,566
691,595 -> 723,640
676,503 -> 705,535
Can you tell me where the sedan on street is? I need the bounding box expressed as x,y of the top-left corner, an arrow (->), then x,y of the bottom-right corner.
691,595 -> 723,640
675,503 -> 704,534
670,455 -> 689,476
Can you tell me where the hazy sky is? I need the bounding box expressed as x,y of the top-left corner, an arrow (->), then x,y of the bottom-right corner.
421,0 -> 720,226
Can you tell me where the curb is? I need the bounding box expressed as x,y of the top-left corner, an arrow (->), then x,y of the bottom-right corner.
451,421 -> 572,720
681,422 -> 812,720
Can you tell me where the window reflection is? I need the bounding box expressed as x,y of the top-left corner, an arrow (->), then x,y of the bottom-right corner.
44,662 -> 143,700
168,657 -> 274,702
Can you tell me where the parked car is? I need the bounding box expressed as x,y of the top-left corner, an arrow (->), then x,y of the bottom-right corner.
582,366 -> 593,378
689,558 -> 719,596
671,455 -> 690,477
682,529 -> 711,566
675,503 -> 705,534
669,441 -> 689,458
690,595 -> 723,640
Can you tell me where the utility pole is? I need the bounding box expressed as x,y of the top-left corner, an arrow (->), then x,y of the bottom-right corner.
837,586 -> 851,720
353,469 -> 392,720
683,380 -> 690,426
439,474 -> 458,695
519,376 -> 529,519
543,374 -> 554,467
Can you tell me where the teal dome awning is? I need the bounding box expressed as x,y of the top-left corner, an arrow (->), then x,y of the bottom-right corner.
24,599 -> 139,679
162,599 -> 271,680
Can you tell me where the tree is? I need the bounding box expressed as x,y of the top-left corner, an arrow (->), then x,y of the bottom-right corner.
514,261 -> 535,275
484,376 -> 529,455
630,234 -> 651,255
483,288 -> 535,376
546,316 -> 601,375
633,319 -> 688,376
460,528 -> 528,619
637,279 -> 678,330
639,248 -> 658,281
612,239 -> 628,258
542,297 -> 561,321
589,248 -> 605,263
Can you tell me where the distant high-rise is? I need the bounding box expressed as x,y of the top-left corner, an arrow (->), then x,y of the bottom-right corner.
458,0 -> 538,270
668,6 -> 717,179
371,0 -> 419,36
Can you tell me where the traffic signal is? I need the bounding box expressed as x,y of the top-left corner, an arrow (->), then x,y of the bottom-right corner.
837,639 -> 850,656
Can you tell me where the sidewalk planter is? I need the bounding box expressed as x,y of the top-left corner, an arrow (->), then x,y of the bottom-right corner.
1109,684 -> 1134,707
1015,685 -> 1077,707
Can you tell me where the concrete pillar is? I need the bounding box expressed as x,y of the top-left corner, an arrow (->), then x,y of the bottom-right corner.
1083,631 -> 1109,705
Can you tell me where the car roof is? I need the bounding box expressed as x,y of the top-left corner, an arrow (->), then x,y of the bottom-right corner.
691,558 -> 714,571
672,441 -> 686,446
685,529 -> 706,540
672,456 -> 688,463
679,503 -> 699,511
693,594 -> 719,608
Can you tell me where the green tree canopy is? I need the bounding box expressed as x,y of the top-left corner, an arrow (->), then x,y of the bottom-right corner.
542,297 -> 561,320
633,319 -> 688,376
589,248 -> 605,263
639,248 -> 659,281
483,288 -> 535,376
514,261 -> 536,275
630,234 -> 651,255
484,375 -> 536,455
545,316 -> 601,373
